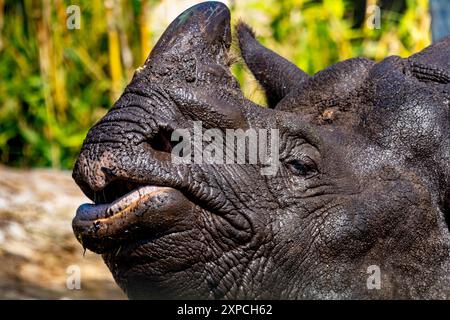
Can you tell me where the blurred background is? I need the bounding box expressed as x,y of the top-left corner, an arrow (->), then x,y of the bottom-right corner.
0,0 -> 445,299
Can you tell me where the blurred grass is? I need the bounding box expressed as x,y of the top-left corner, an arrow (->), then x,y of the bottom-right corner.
0,0 -> 431,169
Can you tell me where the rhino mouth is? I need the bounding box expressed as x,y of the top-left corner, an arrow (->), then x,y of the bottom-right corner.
72,180 -> 195,254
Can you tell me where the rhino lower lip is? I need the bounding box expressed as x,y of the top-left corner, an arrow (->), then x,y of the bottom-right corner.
72,185 -> 194,253
75,185 -> 171,221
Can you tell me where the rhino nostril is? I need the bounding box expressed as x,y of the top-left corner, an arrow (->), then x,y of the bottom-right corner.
149,128 -> 176,154
101,167 -> 116,179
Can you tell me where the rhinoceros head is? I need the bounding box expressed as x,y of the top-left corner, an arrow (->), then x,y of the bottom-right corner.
72,1 -> 450,299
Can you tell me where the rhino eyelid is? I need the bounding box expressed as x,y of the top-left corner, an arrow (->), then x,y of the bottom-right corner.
286,158 -> 319,178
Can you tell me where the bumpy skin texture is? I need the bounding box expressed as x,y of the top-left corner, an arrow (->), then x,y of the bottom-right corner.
72,2 -> 450,299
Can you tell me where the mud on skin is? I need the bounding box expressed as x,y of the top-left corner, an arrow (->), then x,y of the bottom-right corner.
72,1 -> 450,299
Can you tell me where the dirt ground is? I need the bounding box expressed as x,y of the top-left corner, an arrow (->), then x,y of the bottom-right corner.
0,165 -> 126,299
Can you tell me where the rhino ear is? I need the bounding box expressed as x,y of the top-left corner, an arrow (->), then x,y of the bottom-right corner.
407,36 -> 450,85
237,22 -> 309,108
144,1 -> 231,70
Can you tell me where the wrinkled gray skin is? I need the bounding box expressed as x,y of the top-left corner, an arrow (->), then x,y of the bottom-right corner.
72,2 -> 450,299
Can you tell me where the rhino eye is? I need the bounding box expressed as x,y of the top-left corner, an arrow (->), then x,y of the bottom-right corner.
287,159 -> 317,178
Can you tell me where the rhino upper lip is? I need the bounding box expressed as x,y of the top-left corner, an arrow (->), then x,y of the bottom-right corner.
88,179 -> 148,206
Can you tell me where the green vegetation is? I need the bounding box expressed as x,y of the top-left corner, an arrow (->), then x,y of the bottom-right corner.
0,0 -> 431,169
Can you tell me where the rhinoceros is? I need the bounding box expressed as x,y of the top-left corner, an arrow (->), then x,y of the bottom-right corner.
72,1 -> 450,299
